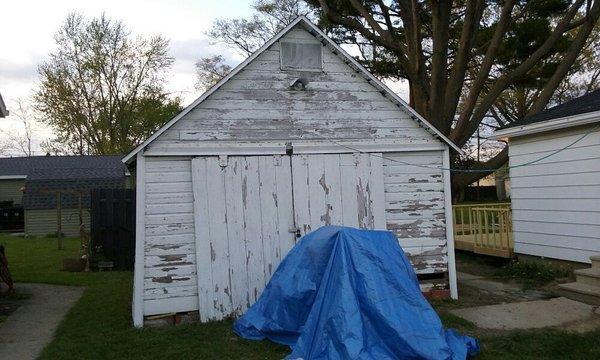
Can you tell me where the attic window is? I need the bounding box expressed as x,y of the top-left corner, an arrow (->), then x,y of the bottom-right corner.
280,41 -> 322,71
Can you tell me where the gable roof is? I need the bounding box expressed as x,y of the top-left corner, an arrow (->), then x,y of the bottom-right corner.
0,92 -> 8,118
0,155 -> 127,180
123,16 -> 461,163
493,89 -> 600,139
0,155 -> 129,210
501,89 -> 600,130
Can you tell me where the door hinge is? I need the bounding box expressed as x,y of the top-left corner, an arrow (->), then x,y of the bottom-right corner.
218,155 -> 228,167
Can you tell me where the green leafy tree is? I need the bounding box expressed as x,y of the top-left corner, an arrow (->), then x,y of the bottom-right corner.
35,13 -> 182,155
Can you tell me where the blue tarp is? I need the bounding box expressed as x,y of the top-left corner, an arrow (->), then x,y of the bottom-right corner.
234,226 -> 479,359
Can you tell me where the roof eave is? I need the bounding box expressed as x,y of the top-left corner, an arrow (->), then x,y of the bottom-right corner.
122,17 -> 308,164
492,109 -> 600,140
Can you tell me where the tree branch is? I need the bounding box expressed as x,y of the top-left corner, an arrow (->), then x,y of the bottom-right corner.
453,0 -> 587,145
442,0 -> 485,132
451,147 -> 508,191
450,0 -> 517,143
528,1 -> 600,115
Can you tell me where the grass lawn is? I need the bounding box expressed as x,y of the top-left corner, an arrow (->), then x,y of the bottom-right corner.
2,234 -> 600,359
1,234 -> 287,359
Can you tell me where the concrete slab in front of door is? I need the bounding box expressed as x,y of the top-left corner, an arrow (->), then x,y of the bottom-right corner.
450,297 -> 600,331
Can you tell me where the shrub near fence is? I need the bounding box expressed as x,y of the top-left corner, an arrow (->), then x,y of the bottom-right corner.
90,189 -> 135,270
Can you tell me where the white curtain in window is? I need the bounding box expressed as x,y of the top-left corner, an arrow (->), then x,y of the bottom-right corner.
281,42 -> 322,70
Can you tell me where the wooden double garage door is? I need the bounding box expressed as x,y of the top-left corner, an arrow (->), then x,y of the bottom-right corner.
191,153 -> 386,321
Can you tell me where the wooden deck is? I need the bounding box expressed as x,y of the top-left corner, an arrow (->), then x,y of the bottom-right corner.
453,203 -> 513,258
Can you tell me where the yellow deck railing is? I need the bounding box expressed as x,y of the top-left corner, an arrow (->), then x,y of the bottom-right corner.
452,203 -> 513,258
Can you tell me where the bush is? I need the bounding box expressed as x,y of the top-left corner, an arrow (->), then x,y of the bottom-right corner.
495,260 -> 572,288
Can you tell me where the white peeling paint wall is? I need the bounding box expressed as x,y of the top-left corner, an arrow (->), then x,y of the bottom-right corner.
143,157 -> 198,315
145,26 -> 437,156
509,124 -> 600,263
140,151 -> 449,318
383,151 -> 448,277
136,24 -> 455,320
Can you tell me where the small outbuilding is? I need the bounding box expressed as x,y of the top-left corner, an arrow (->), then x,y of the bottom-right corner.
0,155 -> 129,236
124,17 -> 463,327
493,89 -> 600,264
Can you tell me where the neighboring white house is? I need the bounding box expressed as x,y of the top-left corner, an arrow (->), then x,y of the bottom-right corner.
123,17 -> 463,327
493,89 -> 600,264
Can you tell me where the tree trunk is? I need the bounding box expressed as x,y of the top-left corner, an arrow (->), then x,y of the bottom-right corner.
451,147 -> 508,193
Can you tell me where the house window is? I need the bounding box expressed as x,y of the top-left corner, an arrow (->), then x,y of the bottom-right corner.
280,41 -> 322,71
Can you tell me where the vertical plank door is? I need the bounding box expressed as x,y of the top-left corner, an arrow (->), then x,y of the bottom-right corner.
291,153 -> 386,236
191,153 -> 385,321
191,155 -> 295,322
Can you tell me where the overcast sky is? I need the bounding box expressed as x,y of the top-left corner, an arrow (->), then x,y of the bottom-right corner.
0,0 -> 408,156
0,0 -> 254,154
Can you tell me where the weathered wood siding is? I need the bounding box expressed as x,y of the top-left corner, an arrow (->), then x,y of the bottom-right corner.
191,155 -> 297,320
145,25 -> 436,155
137,24 -> 453,320
509,124 -> 600,263
25,209 -> 91,237
0,179 -> 24,204
142,153 -> 393,317
291,153 -> 386,235
383,151 -> 447,274
143,156 -> 197,315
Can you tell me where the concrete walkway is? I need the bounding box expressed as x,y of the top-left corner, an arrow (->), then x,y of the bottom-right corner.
454,272 -> 600,331
451,297 -> 600,331
0,283 -> 84,360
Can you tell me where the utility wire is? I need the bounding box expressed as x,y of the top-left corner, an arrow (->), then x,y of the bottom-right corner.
299,124 -> 600,173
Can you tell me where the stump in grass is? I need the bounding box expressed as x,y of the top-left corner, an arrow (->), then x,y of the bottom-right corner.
62,258 -> 86,272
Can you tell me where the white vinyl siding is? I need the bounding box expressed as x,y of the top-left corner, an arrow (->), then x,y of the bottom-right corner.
509,123 -> 600,263
0,179 -> 24,205
25,209 -> 91,237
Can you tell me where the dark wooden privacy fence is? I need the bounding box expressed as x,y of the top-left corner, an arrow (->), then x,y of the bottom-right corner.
90,189 -> 135,270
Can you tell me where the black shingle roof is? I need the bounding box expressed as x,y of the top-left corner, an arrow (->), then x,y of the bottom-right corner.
501,89 -> 600,129
0,155 -> 127,210
0,155 -> 126,180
